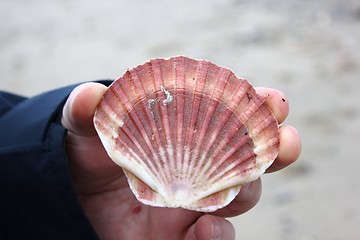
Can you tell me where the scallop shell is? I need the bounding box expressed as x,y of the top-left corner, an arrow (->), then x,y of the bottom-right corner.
94,56 -> 279,212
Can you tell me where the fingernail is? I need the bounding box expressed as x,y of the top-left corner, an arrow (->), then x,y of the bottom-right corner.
211,218 -> 222,240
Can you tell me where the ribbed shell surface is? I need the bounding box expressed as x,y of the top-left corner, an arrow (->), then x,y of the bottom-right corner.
94,56 -> 279,212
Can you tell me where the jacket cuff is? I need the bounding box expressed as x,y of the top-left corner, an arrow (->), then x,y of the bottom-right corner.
0,80 -> 112,239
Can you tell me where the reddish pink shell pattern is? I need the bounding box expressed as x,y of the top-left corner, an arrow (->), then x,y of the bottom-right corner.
94,56 -> 279,212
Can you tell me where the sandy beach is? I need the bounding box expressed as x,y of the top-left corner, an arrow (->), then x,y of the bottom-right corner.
1,0 -> 359,239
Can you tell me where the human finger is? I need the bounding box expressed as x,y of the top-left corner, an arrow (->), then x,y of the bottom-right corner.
187,215 -> 235,240
61,82 -> 107,136
212,178 -> 262,218
266,125 -> 301,173
255,87 -> 289,124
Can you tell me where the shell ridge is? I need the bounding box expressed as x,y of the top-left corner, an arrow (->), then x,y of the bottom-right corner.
108,125 -> 165,193
246,106 -> 279,167
115,119 -> 167,189
237,90 -> 264,124
253,136 -> 279,157
174,57 -> 187,177
145,62 -> 173,184
200,99 -> 271,188
149,59 -> 177,183
129,67 -> 171,186
207,146 -> 257,186
189,68 -> 231,183
199,131 -> 252,187
111,70 -> 170,190
198,94 -> 264,186
195,80 -> 252,181
183,60 -> 210,180
225,80 -> 252,112
95,111 -> 166,197
145,60 -> 175,185
248,107 -> 277,137
94,98 -> 123,138
120,89 -> 170,188
203,108 -> 277,189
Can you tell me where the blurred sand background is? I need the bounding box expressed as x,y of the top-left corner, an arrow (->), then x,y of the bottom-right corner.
1,0 -> 359,239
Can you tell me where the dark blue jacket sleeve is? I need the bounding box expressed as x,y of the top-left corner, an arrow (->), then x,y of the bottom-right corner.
0,81 -> 112,240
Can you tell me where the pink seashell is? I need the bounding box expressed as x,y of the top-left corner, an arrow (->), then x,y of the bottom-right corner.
94,56 -> 279,212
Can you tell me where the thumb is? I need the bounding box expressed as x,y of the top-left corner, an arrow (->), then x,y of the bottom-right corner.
61,82 -> 107,136
186,215 -> 235,240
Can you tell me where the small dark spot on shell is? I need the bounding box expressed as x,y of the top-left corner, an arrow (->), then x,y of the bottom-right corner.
246,92 -> 252,102
282,98 -> 286,102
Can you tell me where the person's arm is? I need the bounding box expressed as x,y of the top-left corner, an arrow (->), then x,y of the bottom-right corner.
0,81 -> 112,240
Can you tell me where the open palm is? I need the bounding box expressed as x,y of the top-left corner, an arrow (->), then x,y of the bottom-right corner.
61,83 -> 301,240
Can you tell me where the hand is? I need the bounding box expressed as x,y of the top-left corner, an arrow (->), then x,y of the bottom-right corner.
61,82 -> 301,240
